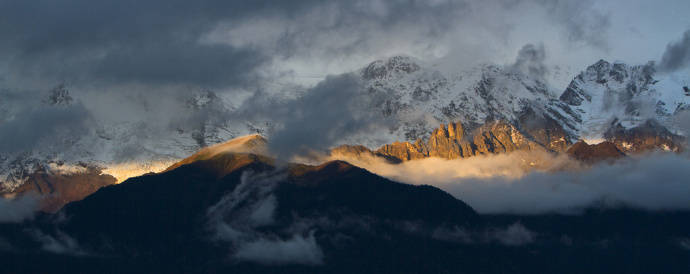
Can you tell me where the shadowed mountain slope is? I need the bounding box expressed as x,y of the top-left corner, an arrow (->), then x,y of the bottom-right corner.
566,140 -> 626,163
1,135 -> 688,273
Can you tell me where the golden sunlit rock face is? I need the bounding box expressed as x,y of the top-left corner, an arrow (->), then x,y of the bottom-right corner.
7,169 -> 116,213
335,121 -> 556,163
103,160 -> 179,184
102,134 -> 268,183
0,123 -> 678,214
331,119 -> 684,167
325,121 -> 642,182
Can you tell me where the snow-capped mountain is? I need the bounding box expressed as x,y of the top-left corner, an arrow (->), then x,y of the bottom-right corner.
355,56 -> 579,149
353,56 -> 689,149
2,56 -> 689,200
560,60 -> 690,141
0,88 -> 253,193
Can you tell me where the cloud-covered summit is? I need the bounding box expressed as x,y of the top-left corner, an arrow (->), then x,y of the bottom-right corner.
1,0 -> 689,187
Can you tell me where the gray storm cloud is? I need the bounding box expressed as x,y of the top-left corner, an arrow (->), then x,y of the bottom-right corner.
0,101 -> 93,154
510,43 -> 549,82
239,73 -> 389,159
0,0 -> 622,162
0,0 -> 276,88
2,0 -> 687,172
536,0 -> 611,50
0,0 -> 615,90
658,29 -> 690,73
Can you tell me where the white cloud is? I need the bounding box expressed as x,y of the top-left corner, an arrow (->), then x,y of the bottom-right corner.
491,223 -> 536,246
234,232 -> 324,265
329,151 -> 690,214
206,170 -> 324,265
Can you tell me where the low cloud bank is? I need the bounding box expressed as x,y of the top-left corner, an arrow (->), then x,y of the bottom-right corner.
329,151 -> 690,214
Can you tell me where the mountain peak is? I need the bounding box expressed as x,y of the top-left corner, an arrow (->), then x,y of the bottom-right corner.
558,59 -> 675,141
44,83 -> 73,106
590,59 -> 611,71
566,140 -> 625,163
362,55 -> 420,80
164,134 -> 268,172
290,160 -> 357,180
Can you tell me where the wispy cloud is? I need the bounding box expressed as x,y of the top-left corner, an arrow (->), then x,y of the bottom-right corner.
658,29 -> 690,73
329,151 -> 690,214
27,229 -> 87,256
206,170 -> 323,265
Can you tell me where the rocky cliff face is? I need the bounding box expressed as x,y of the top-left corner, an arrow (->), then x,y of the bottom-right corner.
7,169 -> 116,212
566,140 -> 626,164
560,59 -> 689,140
336,120 -> 559,163
358,56 -> 581,145
352,56 -> 688,161
334,117 -> 682,164
2,57 -> 688,203
604,120 -> 684,153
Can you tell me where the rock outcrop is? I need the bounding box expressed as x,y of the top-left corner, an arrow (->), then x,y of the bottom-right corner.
335,120 -> 558,162
3,167 -> 116,212
566,140 -> 626,164
333,118 -> 682,164
604,120 -> 684,153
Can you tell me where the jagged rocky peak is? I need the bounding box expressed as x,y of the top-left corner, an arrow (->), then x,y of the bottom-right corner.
355,53 -> 582,146
186,89 -> 220,110
376,140 -> 428,161
180,89 -> 238,148
604,119 -> 684,153
566,140 -> 625,164
333,116 -> 680,165
560,59 -> 656,106
555,58 -> 690,143
472,121 -> 541,154
585,59 -> 655,86
426,122 -> 472,159
339,120 -> 549,162
362,55 -> 421,80
330,144 -> 406,163
44,83 -> 74,106
432,122 -> 465,140
517,107 -> 574,152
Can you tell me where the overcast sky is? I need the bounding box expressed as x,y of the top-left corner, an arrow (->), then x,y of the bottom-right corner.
1,0 -> 690,217
1,0 -> 689,157
1,0 -> 689,92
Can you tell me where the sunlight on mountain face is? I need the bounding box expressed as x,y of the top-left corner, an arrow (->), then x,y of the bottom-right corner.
103,161 -> 179,183
103,134 -> 268,183
186,134 -> 267,160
